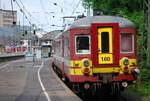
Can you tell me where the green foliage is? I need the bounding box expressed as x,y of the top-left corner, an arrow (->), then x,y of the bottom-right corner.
83,0 -> 143,12
82,0 -> 143,29
128,69 -> 150,100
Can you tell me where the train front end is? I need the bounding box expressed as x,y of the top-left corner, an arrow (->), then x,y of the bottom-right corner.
69,16 -> 139,94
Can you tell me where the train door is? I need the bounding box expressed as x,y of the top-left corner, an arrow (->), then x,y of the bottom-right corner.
91,23 -> 119,66
98,27 -> 113,64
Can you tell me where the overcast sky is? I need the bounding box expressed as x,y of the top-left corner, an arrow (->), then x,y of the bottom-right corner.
0,0 -> 86,32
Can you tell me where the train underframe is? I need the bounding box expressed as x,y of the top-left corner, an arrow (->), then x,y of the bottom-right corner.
52,63 -> 134,96
67,75 -> 131,96
69,82 -> 123,96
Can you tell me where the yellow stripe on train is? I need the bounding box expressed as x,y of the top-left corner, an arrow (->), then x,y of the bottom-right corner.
69,59 -> 137,75
70,59 -> 137,68
69,67 -> 120,75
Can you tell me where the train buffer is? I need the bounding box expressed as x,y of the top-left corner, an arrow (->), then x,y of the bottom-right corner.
0,58 -> 81,101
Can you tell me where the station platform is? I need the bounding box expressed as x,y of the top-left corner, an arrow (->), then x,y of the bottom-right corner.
0,58 -> 81,101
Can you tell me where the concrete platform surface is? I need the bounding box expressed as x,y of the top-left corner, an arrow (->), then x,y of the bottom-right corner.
0,58 -> 81,101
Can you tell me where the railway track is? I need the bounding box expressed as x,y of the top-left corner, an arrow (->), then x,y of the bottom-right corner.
76,90 -> 144,101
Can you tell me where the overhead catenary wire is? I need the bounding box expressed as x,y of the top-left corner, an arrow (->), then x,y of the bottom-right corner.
72,0 -> 81,15
70,0 -> 75,6
17,0 -> 56,32
39,0 -> 50,26
13,0 -> 31,25
10,0 -> 15,24
18,0 -> 42,25
18,0 -> 32,19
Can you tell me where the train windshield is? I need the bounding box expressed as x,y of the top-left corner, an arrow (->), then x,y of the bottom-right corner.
76,35 -> 90,54
101,32 -> 109,53
120,34 -> 134,53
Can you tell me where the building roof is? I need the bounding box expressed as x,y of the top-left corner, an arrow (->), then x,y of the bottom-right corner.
70,16 -> 136,29
41,30 -> 61,40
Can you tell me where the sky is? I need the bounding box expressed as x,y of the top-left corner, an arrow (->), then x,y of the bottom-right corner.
0,0 -> 87,32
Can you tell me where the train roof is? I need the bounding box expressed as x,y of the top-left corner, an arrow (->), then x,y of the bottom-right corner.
70,16 -> 136,29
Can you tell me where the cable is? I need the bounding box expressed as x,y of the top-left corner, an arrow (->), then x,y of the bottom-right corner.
18,0 -> 42,25
39,0 -> 50,25
14,0 -> 31,25
72,0 -> 81,15
11,0 -> 15,24
71,0 -> 75,6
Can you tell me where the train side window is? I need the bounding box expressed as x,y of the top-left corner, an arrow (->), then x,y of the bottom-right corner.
75,35 -> 90,54
120,34 -> 134,53
64,37 -> 70,57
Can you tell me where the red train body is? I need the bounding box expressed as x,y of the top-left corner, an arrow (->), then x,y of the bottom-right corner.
52,16 -> 139,94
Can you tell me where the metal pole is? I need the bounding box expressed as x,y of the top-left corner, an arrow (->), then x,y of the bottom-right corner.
88,4 -> 90,16
30,23 -> 32,52
142,0 -> 145,66
147,0 -> 150,66
0,0 -> 1,9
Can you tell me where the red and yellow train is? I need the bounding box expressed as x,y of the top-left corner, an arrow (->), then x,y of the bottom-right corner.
52,15 -> 139,95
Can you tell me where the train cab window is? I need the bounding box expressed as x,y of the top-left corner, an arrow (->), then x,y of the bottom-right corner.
76,35 -> 90,54
101,32 -> 109,53
120,34 -> 134,53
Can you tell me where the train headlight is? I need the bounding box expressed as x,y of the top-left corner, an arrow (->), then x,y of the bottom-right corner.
83,60 -> 90,67
123,59 -> 129,66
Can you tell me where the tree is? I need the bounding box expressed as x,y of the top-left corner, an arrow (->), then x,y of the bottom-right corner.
82,0 -> 143,29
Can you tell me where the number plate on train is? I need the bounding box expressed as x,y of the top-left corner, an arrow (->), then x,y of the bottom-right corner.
98,54 -> 113,64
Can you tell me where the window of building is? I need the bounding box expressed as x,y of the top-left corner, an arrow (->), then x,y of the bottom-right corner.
4,20 -> 12,23
75,35 -> 90,54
